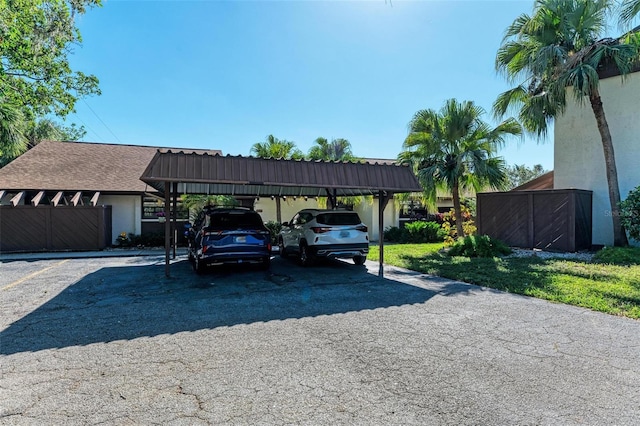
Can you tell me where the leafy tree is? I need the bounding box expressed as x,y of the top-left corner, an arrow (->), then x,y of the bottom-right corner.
307,137 -> 356,161
250,134 -> 304,160
506,164 -> 547,189
399,99 -> 522,238
494,0 -> 639,246
26,119 -> 86,149
0,0 -> 101,119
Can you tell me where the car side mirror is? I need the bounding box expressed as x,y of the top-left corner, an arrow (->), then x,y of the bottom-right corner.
282,222 -> 289,227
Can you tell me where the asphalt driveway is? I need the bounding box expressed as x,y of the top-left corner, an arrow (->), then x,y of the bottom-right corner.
1,254 -> 639,425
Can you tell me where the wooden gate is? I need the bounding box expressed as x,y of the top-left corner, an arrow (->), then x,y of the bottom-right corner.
477,189 -> 592,252
0,205 -> 112,252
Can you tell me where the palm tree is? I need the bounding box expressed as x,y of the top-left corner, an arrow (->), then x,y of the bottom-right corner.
400,99 -> 522,238
494,0 -> 639,246
0,101 -> 27,167
250,134 -> 304,160
250,135 -> 303,222
307,137 -> 356,161
620,0 -> 640,25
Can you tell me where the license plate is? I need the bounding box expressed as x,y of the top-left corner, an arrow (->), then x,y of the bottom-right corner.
339,231 -> 350,238
235,236 -> 246,243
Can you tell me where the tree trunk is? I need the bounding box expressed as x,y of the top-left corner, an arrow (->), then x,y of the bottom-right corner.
452,180 -> 465,238
589,89 -> 628,247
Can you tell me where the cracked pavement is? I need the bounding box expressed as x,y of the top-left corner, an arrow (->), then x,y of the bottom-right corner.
1,254 -> 639,425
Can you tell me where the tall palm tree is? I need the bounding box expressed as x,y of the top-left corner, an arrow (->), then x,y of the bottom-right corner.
400,99 -> 522,238
250,134 -> 304,160
494,0 -> 639,246
307,137 -> 356,161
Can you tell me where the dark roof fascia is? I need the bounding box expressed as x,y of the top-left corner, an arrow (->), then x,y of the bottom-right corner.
140,151 -> 423,197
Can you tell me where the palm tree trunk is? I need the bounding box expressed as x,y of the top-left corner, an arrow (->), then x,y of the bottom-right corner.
589,89 -> 628,247
452,180 -> 465,238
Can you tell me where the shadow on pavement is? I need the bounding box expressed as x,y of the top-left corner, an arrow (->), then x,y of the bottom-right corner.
1,257 -> 468,355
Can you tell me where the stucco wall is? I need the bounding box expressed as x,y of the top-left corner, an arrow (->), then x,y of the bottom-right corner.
554,71 -> 640,246
100,195 -> 142,244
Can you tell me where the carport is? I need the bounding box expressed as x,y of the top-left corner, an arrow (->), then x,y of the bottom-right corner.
140,151 -> 422,277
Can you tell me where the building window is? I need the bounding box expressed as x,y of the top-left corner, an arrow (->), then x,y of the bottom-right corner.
142,196 -> 188,220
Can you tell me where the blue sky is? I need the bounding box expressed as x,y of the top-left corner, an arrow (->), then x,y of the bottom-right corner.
69,0 -> 554,170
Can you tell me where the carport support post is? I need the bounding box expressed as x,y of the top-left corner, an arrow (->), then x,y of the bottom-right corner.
164,181 -> 171,277
172,182 -> 178,259
378,191 -> 392,278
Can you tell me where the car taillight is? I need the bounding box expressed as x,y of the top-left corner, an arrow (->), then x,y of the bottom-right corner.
311,226 -> 331,234
355,225 -> 368,233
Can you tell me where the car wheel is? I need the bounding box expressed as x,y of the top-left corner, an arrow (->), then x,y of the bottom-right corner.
299,243 -> 314,267
194,256 -> 205,274
259,256 -> 271,271
353,255 -> 367,266
278,238 -> 288,258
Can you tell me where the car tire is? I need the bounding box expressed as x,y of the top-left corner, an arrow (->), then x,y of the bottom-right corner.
299,242 -> 314,267
260,257 -> 271,271
194,256 -> 205,274
353,255 -> 367,266
278,238 -> 288,258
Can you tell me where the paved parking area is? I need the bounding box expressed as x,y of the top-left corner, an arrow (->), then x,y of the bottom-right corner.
1,254 -> 639,425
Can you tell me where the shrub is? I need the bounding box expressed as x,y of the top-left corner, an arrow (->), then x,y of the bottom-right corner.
448,235 -> 511,258
441,205 -> 477,245
620,185 -> 640,243
129,232 -> 166,247
593,246 -> 640,265
264,221 -> 282,245
405,220 -> 446,243
384,226 -> 407,242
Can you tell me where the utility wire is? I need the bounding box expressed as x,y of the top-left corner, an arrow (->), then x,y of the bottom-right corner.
82,99 -> 122,143
72,113 -> 106,143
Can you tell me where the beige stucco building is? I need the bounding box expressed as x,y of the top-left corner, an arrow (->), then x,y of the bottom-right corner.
554,70 -> 640,246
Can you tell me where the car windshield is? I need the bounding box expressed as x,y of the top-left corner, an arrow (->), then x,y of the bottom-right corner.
315,212 -> 361,226
208,212 -> 264,230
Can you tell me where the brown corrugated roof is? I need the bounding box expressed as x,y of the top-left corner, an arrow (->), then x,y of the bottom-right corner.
141,151 -> 422,196
511,171 -> 554,191
0,141 -> 221,193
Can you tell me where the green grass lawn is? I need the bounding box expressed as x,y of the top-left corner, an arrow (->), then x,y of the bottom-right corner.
368,243 -> 640,319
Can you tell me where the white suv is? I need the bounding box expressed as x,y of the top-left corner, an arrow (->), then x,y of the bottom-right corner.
278,209 -> 369,266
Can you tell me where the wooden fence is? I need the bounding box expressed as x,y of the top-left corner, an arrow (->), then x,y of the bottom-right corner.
477,189 -> 592,252
0,205 -> 112,252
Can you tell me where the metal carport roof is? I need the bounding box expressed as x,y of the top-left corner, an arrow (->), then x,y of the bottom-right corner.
139,150 -> 423,278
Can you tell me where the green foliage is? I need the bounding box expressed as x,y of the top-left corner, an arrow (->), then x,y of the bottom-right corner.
129,232 -> 166,248
448,235 -> 511,258
506,164 -> 547,189
181,194 -> 238,221
0,101 -> 27,167
620,186 -> 640,243
594,246 -> 640,265
250,134 -> 304,160
405,221 -> 446,243
307,137 -> 357,161
0,0 -> 102,118
384,222 -> 445,243
264,220 -> 282,245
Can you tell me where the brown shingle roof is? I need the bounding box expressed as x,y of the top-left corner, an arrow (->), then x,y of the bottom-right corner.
141,151 -> 422,197
0,140 -> 221,193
